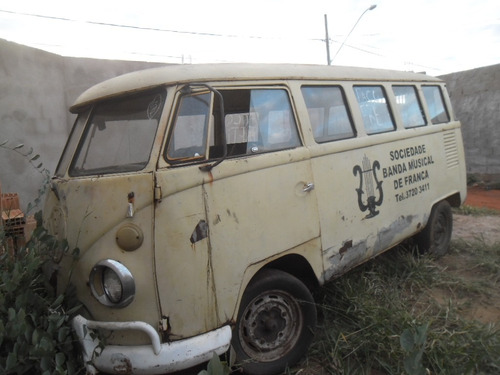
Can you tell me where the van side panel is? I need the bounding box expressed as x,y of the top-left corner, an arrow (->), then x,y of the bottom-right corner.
310,123 -> 465,280
154,166 -> 218,338
205,149 -> 322,321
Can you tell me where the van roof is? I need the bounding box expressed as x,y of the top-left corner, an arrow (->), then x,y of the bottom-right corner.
70,63 -> 442,112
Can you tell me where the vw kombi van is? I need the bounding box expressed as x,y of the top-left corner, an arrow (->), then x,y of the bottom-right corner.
44,64 -> 466,374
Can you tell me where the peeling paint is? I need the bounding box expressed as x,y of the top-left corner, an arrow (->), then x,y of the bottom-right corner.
190,220 -> 208,244
226,209 -> 239,224
325,240 -> 368,280
339,240 -> 352,256
110,353 -> 132,375
325,215 -> 419,280
213,214 -> 221,225
374,215 -> 416,252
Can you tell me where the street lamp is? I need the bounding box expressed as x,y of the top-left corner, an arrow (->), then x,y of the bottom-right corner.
329,4 -> 377,64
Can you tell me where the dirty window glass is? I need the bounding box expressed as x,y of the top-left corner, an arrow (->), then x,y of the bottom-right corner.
166,92 -> 211,161
422,86 -> 450,124
392,86 -> 426,128
301,86 -> 354,142
220,89 -> 300,156
56,108 -> 90,177
354,86 -> 395,134
69,90 -> 164,176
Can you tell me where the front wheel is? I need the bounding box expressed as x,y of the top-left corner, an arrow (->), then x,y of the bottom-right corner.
232,269 -> 317,375
416,200 -> 453,257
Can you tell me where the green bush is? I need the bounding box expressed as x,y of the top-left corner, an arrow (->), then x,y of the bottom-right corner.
1,212 -> 82,375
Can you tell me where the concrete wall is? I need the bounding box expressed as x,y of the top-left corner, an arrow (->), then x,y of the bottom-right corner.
0,39 -> 161,209
440,64 -> 500,180
1,38 -> 499,208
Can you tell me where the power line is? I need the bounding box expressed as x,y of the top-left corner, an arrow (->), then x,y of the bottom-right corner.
0,9 -> 317,42
1,8 -> 438,70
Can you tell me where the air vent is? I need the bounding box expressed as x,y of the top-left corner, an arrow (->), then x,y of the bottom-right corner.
443,131 -> 459,168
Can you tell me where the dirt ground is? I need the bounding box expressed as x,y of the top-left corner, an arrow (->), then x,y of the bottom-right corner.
443,186 -> 500,324
464,185 -> 500,212
454,186 -> 500,243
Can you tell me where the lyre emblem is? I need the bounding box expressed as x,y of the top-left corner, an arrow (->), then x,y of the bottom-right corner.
353,155 -> 384,219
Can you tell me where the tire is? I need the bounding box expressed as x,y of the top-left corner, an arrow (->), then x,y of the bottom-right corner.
416,200 -> 453,257
232,269 -> 317,375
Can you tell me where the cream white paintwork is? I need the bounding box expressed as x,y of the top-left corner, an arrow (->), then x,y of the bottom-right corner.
44,63 -> 467,374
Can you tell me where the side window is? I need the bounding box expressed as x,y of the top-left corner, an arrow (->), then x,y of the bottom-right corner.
354,86 -> 395,134
166,92 -> 211,161
220,88 -> 300,156
392,86 -> 426,128
166,88 -> 300,163
301,85 -> 355,143
422,85 -> 450,124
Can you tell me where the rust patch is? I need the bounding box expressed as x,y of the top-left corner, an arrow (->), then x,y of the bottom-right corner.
339,240 -> 353,255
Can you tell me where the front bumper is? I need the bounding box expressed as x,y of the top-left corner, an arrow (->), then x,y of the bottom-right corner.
72,315 -> 232,374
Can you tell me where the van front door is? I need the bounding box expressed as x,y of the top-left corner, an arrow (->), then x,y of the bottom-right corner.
154,91 -> 219,340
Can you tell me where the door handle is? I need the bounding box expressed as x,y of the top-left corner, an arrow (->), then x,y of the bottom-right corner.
303,183 -> 315,193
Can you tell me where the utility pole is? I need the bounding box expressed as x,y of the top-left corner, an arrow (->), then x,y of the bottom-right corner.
324,14 -> 331,65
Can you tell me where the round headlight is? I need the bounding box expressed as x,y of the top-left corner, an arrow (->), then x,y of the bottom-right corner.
89,259 -> 135,308
103,268 -> 123,303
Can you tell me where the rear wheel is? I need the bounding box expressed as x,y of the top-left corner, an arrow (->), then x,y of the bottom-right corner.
416,200 -> 453,257
232,269 -> 317,375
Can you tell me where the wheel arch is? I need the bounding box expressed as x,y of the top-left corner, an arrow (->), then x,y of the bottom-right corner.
232,252 -> 320,322
260,254 -> 320,292
445,191 -> 462,208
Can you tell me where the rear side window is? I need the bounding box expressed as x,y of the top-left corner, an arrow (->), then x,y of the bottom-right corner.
301,86 -> 355,143
392,86 -> 426,128
354,86 -> 395,134
422,85 -> 450,124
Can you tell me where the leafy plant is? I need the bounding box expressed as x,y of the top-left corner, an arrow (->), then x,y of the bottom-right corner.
1,212 -> 82,375
198,353 -> 231,375
400,323 -> 429,375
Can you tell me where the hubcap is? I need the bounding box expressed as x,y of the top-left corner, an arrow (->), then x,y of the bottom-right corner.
239,291 -> 302,362
433,212 -> 448,247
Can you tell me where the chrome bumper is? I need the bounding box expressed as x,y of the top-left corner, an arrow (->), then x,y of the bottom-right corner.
72,315 -> 232,374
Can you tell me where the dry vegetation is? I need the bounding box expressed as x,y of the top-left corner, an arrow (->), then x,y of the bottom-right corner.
293,209 -> 500,375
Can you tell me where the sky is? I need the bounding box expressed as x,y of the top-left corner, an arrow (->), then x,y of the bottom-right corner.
0,0 -> 499,76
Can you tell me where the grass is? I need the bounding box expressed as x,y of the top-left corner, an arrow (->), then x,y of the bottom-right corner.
296,239 -> 500,375
454,205 -> 500,216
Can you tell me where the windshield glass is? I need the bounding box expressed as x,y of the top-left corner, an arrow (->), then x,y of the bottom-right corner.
69,89 -> 165,177
55,108 -> 90,177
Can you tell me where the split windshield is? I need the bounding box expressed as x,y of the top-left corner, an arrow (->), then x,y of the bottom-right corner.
68,90 -> 165,177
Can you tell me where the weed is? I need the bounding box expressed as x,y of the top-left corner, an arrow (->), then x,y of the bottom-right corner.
299,242 -> 500,374
454,205 -> 499,216
0,212 -> 82,375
